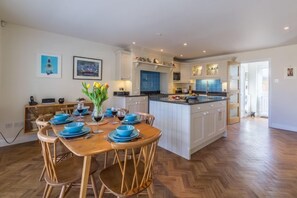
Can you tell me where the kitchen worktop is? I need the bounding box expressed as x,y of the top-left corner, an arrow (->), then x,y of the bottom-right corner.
149,95 -> 227,105
113,94 -> 147,97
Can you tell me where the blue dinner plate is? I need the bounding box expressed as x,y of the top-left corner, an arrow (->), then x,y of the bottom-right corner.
50,117 -> 75,125
73,110 -> 91,116
104,113 -> 113,118
59,127 -> 91,138
122,119 -> 141,125
108,129 -> 139,142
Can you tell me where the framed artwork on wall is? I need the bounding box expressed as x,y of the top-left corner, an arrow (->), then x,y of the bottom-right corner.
284,66 -> 296,79
37,53 -> 61,78
73,56 -> 102,80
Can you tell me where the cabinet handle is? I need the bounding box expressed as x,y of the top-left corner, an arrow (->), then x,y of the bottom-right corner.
217,109 -> 221,112
197,107 -> 201,109
210,104 -> 214,107
203,112 -> 207,115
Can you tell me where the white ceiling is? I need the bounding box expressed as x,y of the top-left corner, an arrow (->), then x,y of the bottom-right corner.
0,0 -> 297,59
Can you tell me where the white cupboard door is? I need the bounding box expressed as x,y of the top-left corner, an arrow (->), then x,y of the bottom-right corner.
121,52 -> 131,79
126,102 -> 138,113
216,107 -> 226,134
204,110 -> 216,140
191,112 -> 204,147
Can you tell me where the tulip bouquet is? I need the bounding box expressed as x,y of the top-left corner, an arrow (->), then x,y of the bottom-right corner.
82,82 -> 109,117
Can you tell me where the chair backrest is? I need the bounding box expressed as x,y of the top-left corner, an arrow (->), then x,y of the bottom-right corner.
135,112 -> 155,126
37,125 -> 60,182
36,114 -> 52,130
61,106 -> 75,114
111,132 -> 161,195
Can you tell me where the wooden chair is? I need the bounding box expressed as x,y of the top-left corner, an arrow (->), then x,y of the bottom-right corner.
36,115 -> 71,182
99,132 -> 162,198
61,106 -> 75,114
135,112 -> 155,126
38,125 -> 99,198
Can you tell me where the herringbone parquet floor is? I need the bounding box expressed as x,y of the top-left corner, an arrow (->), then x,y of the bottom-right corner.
1,118 -> 297,197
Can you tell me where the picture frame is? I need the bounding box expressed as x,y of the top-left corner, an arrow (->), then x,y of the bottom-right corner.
284,66 -> 296,79
37,53 -> 61,78
73,56 -> 102,80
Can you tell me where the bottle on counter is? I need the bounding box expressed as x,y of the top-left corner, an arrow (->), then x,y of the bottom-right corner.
189,85 -> 192,94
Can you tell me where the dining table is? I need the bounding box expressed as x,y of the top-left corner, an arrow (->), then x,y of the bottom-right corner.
51,114 -> 162,198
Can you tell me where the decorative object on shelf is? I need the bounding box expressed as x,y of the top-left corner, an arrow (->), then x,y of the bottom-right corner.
192,65 -> 203,77
58,98 -> 64,104
284,66 -> 296,79
206,63 -> 219,76
82,82 -> 109,121
76,97 -> 86,102
29,96 -> 38,106
37,53 -> 61,78
153,58 -> 159,64
73,56 -> 103,80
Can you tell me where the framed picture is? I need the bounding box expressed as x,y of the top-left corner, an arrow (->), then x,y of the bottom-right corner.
284,66 -> 296,79
37,53 -> 61,78
73,56 -> 102,80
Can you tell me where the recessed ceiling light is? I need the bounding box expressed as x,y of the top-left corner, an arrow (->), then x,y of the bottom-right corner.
183,43 -> 188,46
160,49 -> 164,52
284,26 -> 290,31
180,54 -> 183,57
132,41 -> 136,45
203,50 -> 206,53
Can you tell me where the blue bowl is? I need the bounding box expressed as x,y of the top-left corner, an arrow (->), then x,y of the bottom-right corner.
116,125 -> 135,137
125,113 -> 137,121
105,108 -> 112,114
54,114 -> 69,121
64,122 -> 84,133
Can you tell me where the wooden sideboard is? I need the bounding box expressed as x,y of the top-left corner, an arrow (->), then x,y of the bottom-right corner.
24,102 -> 93,133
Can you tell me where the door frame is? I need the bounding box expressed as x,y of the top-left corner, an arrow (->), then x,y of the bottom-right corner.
239,59 -> 271,126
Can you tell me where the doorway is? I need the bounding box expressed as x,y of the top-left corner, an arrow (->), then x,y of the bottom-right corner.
240,61 -> 269,118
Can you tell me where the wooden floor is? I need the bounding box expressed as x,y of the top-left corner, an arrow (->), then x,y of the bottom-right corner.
1,118 -> 297,197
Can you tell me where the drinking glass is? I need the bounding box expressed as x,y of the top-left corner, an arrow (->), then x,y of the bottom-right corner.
117,109 -> 126,122
77,102 -> 84,121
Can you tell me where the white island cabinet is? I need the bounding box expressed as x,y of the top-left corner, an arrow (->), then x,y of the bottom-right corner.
150,100 -> 227,160
113,96 -> 148,113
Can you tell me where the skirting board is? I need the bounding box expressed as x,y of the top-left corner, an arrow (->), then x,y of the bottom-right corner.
0,134 -> 37,147
270,123 -> 297,133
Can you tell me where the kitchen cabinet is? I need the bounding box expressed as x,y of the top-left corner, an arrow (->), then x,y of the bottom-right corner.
150,99 -> 227,160
113,96 -> 148,113
115,50 -> 132,80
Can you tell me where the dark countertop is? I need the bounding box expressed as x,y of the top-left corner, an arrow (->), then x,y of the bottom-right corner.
149,95 -> 227,105
113,94 -> 147,97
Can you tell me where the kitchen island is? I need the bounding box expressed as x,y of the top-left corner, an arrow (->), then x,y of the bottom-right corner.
150,95 -> 227,160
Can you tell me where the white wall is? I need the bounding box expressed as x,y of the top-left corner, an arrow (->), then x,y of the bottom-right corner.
187,44 -> 297,132
0,23 -> 122,146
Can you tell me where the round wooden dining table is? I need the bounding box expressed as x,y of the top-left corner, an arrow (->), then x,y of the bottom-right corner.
51,115 -> 161,198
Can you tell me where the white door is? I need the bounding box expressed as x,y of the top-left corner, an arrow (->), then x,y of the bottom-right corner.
257,65 -> 269,117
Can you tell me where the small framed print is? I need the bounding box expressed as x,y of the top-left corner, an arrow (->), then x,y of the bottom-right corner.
284,66 -> 296,79
73,56 -> 102,80
37,53 -> 62,78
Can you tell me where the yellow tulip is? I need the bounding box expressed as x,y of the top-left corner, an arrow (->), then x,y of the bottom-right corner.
96,82 -> 101,88
86,84 -> 90,89
104,83 -> 109,88
93,82 -> 97,87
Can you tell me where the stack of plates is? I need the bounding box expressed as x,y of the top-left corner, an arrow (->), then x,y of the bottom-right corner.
58,127 -> 91,138
108,130 -> 139,142
122,119 -> 141,125
50,117 -> 75,125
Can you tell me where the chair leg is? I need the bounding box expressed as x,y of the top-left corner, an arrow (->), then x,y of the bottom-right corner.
45,185 -> 53,198
39,166 -> 46,181
149,182 -> 155,194
147,187 -> 153,198
42,183 -> 49,198
90,175 -> 98,198
59,185 -> 66,198
99,185 -> 106,198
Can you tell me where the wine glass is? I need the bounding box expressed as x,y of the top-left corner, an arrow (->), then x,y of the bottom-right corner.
111,107 -> 118,120
93,111 -> 104,133
117,109 -> 126,122
77,102 -> 84,121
